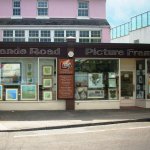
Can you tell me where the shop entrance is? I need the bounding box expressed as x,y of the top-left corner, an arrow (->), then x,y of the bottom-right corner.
121,71 -> 134,99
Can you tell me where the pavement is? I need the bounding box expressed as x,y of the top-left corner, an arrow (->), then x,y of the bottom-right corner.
0,107 -> 150,132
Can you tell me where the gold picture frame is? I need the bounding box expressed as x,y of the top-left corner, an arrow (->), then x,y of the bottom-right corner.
43,65 -> 53,76
43,91 -> 53,100
43,78 -> 52,88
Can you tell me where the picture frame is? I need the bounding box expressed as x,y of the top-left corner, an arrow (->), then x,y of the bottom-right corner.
21,85 -> 37,100
27,78 -> 33,84
43,91 -> 53,100
109,78 -> 116,88
75,87 -> 87,100
1,63 -> 21,84
43,65 -> 52,76
27,63 -> 32,72
88,73 -> 103,88
108,89 -> 117,100
108,72 -> 116,78
0,85 -> 3,100
43,78 -> 52,88
138,76 -> 143,84
6,88 -> 18,101
87,90 -> 104,99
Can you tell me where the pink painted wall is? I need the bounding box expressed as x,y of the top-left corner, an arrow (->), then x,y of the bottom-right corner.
0,0 -> 12,18
22,0 -> 36,18
49,0 -> 77,18
90,0 -> 106,18
0,0 -> 106,19
102,27 -> 111,43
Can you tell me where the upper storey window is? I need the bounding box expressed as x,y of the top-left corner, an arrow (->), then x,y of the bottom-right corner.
78,1 -> 89,17
37,0 -> 48,16
13,0 -> 21,16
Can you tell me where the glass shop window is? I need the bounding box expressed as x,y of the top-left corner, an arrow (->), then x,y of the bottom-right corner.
75,59 -> 119,100
147,60 -> 150,99
0,58 -> 57,101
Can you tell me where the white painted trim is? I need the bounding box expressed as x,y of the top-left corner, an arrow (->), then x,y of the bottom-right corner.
11,16 -> 23,19
36,16 -> 49,19
77,17 -> 90,19
0,26 -> 103,30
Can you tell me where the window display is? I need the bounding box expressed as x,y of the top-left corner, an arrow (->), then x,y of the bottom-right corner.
21,85 -> 37,100
0,58 -> 56,101
0,85 -> 2,100
147,60 -> 150,99
1,63 -> 21,84
75,59 -> 119,100
136,60 -> 145,99
6,88 -> 18,101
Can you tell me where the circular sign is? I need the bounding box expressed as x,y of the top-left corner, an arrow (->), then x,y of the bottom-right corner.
68,51 -> 74,57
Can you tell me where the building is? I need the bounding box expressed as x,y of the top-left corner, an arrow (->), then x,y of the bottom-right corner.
0,0 -> 150,111
111,10 -> 150,43
110,11 -> 150,108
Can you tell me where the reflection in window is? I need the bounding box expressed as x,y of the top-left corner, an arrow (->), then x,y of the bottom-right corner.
78,1 -> 89,17
1,63 -> 21,84
142,13 -> 148,27
37,0 -> 48,16
75,59 -> 119,100
131,17 -> 136,30
137,15 -> 142,29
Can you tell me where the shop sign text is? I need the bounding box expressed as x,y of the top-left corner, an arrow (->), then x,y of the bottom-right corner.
85,48 -> 150,58
0,47 -> 60,56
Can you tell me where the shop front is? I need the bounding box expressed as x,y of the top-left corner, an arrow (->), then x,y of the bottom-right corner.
0,42 -> 150,110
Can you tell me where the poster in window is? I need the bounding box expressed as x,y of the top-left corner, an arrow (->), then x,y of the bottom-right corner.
87,90 -> 104,99
108,72 -> 116,78
75,87 -> 87,100
109,78 -> 116,88
108,89 -> 117,100
88,73 -> 103,88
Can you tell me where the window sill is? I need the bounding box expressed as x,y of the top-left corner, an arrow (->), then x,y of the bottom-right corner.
77,16 -> 90,19
11,16 -> 22,19
36,16 -> 49,19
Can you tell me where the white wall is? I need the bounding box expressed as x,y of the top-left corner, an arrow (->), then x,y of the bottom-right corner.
111,35 -> 129,43
111,26 -> 150,44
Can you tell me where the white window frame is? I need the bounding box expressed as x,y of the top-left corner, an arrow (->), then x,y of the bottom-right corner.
78,1 -> 89,19
12,0 -> 22,19
37,0 -> 49,19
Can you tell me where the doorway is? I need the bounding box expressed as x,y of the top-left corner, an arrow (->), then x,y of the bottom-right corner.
121,71 -> 134,99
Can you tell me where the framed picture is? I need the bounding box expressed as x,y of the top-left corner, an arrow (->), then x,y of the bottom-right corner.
6,89 -> 18,101
75,87 -> 87,100
1,63 -> 21,84
108,89 -> 117,100
27,63 -> 32,72
21,85 -> 37,100
138,76 -> 143,84
43,78 -> 52,88
136,70 -> 140,76
88,73 -> 103,88
27,78 -> 33,83
43,66 -> 52,76
43,91 -> 52,100
108,72 -> 116,78
0,85 -> 3,100
109,78 -> 116,88
87,90 -> 104,99
75,72 -> 88,87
